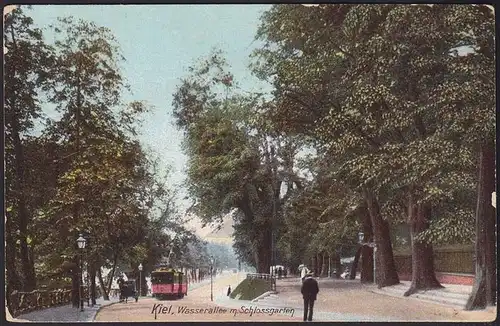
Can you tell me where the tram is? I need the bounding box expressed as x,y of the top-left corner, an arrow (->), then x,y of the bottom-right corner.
151,267 -> 188,299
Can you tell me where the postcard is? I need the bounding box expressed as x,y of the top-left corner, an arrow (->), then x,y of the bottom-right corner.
3,3 -> 496,323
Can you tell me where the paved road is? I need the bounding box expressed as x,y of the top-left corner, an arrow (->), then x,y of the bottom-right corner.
95,273 -> 302,322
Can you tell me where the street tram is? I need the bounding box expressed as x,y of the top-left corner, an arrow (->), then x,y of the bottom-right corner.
151,267 -> 188,299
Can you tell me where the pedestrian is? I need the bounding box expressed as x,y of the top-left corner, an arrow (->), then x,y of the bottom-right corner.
300,266 -> 309,282
284,268 -> 288,278
278,267 -> 282,279
227,285 -> 231,296
301,273 -> 319,322
117,276 -> 125,302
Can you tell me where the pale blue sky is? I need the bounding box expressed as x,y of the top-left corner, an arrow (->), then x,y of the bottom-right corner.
25,5 -> 273,230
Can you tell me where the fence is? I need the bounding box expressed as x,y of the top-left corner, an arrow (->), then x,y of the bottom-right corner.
246,273 -> 276,291
8,285 -> 104,318
8,289 -> 72,317
393,245 -> 475,275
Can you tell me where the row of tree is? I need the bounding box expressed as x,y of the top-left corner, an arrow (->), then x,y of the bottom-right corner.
4,7 -> 209,310
172,4 -> 495,310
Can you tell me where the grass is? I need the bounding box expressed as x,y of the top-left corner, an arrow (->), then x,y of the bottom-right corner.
229,278 -> 271,301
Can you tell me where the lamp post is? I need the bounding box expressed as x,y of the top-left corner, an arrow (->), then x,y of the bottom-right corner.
210,257 -> 214,302
138,263 -> 143,298
84,233 -> 91,307
77,234 -> 86,312
358,232 -> 376,284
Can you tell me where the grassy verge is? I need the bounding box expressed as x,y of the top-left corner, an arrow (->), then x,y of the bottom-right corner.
229,278 -> 271,301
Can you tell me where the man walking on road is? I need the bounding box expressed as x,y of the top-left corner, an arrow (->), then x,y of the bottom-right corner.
301,273 -> 319,322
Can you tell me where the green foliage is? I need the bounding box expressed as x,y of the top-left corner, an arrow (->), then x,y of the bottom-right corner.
4,10 -> 205,293
253,4 -> 493,252
173,50 -> 306,272
229,278 -> 271,300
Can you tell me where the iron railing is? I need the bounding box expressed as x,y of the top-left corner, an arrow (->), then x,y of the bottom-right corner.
246,273 -> 277,291
8,285 -> 104,317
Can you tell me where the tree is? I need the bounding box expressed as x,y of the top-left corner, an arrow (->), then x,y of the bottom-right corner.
33,15 -> 152,306
422,4 -> 496,309
173,50 -> 303,273
253,4 -> 494,295
4,6 -> 56,293
252,4 -> 401,287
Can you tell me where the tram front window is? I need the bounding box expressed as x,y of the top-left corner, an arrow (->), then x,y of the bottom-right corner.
151,273 -> 174,284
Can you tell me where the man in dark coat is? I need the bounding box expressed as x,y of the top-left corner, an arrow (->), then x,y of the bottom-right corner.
300,273 -> 319,322
117,276 -> 125,302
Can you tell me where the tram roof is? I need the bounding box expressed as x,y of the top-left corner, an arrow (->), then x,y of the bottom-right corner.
152,267 -> 183,274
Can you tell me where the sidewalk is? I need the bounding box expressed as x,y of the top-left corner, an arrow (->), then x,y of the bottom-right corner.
371,280 -> 471,308
8,297 -> 120,322
238,277 -> 496,322
9,274 -> 226,322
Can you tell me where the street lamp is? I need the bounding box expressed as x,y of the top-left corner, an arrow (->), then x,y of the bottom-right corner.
77,234 -> 86,312
358,232 -> 376,284
210,257 -> 214,302
138,263 -> 143,298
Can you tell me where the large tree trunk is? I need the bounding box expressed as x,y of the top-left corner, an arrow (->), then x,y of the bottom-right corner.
404,195 -> 442,296
5,212 -> 22,312
12,119 -> 36,292
466,139 -> 496,310
334,254 -> 341,279
363,188 -> 399,288
6,26 -> 36,293
106,253 -> 118,295
90,262 -> 97,304
97,267 -> 110,301
349,247 -> 362,280
256,225 -> 272,273
360,208 -> 374,283
320,253 -> 328,277
313,254 -> 319,277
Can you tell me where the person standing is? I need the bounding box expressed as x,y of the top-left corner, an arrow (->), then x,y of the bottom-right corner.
300,266 -> 310,282
301,273 -> 319,322
117,275 -> 125,302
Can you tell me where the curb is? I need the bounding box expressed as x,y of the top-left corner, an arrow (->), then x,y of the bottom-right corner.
251,291 -> 277,303
91,300 -> 121,321
369,288 -> 465,310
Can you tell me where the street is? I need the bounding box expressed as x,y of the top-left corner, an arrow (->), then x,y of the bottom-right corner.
95,273 -> 302,322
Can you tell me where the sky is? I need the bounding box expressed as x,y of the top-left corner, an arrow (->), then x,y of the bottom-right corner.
23,4 -> 273,236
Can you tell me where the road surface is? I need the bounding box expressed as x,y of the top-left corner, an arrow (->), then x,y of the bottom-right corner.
95,273 -> 301,322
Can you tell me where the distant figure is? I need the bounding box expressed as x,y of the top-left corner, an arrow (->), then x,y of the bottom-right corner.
121,283 -> 129,303
117,276 -> 125,302
300,266 -> 310,282
284,268 -> 288,278
227,285 -> 231,296
301,273 -> 319,322
278,267 -> 282,279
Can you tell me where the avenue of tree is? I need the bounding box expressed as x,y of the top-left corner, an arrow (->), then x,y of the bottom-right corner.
172,4 -> 495,310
